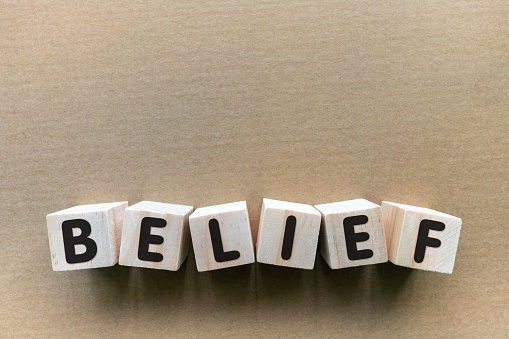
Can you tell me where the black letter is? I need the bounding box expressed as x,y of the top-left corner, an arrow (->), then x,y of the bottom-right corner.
414,219 -> 445,263
343,215 -> 373,260
138,217 -> 166,262
209,218 -> 240,262
281,215 -> 297,260
62,219 -> 98,264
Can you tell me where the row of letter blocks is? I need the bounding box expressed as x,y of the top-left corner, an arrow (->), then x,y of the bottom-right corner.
47,199 -> 461,274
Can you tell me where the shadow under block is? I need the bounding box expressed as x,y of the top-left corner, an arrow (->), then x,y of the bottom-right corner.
189,201 -> 255,272
256,198 -> 321,269
315,199 -> 388,269
382,201 -> 462,274
46,201 -> 128,271
119,201 -> 194,271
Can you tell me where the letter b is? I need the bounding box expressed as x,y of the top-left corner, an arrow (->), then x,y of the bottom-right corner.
62,219 -> 98,264
46,202 -> 127,271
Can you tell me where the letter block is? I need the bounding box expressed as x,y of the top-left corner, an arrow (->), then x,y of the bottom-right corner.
46,201 -> 128,271
119,201 -> 194,271
189,201 -> 255,272
315,199 -> 388,269
382,201 -> 462,274
256,198 -> 321,269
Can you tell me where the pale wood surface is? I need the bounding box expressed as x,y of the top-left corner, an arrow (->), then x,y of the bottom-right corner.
382,201 -> 462,274
256,198 -> 321,269
315,199 -> 388,269
189,201 -> 255,272
2,1 -> 507,337
119,201 -> 193,271
46,202 -> 128,271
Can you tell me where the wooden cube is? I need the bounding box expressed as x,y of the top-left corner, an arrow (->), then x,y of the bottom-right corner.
315,199 -> 388,269
46,201 -> 128,271
189,201 -> 255,272
256,198 -> 321,269
119,201 -> 194,271
382,201 -> 462,274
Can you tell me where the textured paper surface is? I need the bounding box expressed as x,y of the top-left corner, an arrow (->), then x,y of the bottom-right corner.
1,1 -> 507,337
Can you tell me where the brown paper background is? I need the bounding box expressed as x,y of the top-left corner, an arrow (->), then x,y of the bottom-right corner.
1,1 -> 507,337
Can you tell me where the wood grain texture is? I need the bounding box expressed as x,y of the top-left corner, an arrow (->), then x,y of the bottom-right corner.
46,202 -> 127,271
315,199 -> 388,269
119,201 -> 193,271
382,201 -> 462,274
256,198 -> 321,269
189,201 -> 255,272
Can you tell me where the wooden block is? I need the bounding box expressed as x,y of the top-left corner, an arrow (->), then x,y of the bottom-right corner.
315,199 -> 388,269
118,201 -> 193,271
382,201 -> 462,274
256,198 -> 321,269
46,201 -> 128,271
189,201 -> 255,272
